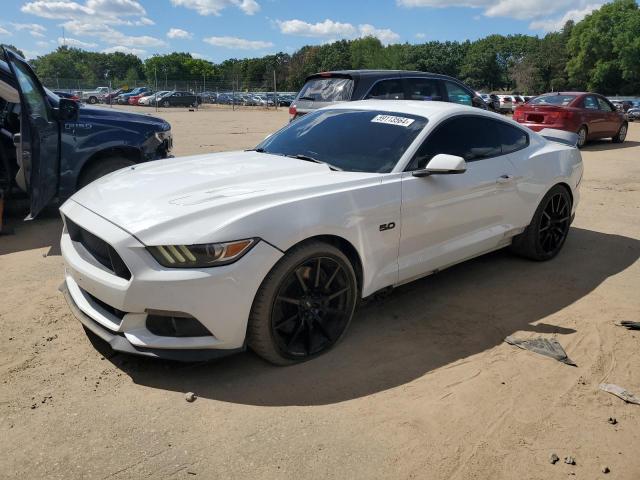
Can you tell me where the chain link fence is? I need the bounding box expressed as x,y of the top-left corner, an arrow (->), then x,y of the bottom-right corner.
42,74 -> 299,111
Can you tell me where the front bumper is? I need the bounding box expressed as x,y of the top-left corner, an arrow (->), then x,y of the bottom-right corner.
59,200 -> 283,361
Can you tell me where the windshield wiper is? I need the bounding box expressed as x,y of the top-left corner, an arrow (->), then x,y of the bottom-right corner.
245,147 -> 265,152
286,154 -> 342,171
297,96 -> 315,101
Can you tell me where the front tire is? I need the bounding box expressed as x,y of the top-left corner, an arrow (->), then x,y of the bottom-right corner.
612,123 -> 627,143
88,96 -> 97,104
78,156 -> 135,189
248,241 -> 358,365
162,100 -> 170,108
510,185 -> 572,261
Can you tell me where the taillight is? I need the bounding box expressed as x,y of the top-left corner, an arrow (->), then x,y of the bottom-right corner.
559,111 -> 574,119
289,104 -> 297,118
514,109 -> 524,121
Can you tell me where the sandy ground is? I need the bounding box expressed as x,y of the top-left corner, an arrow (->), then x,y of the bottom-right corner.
0,106 -> 639,480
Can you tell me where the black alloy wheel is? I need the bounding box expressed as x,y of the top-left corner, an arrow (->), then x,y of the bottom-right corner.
538,192 -> 571,255
271,256 -> 355,358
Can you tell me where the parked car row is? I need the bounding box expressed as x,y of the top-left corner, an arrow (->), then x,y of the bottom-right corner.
199,91 -> 296,107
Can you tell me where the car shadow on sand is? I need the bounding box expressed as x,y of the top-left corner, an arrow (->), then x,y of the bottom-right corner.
91,227 -> 639,406
0,209 -> 62,257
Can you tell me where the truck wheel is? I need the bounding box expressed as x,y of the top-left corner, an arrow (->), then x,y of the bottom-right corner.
78,156 -> 135,189
88,96 -> 97,104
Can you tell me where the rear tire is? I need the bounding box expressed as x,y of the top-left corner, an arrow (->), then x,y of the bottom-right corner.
510,184 -> 572,261
162,100 -> 170,108
248,241 -> 358,365
78,156 -> 135,189
576,126 -> 588,148
612,123 -> 627,143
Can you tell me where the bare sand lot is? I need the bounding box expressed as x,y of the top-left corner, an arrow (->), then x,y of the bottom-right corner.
1,106 -> 639,479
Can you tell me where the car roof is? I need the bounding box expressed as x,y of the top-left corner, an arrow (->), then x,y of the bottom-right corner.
306,69 -> 458,81
327,99 -> 483,117
539,92 -> 589,96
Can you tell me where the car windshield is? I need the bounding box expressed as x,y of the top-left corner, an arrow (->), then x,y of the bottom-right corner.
255,109 -> 427,173
297,77 -> 354,102
529,95 -> 577,106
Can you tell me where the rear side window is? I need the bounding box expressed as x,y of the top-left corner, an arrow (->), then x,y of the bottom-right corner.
366,79 -> 405,100
444,81 -> 472,106
597,97 -> 614,112
297,77 -> 354,102
497,122 -> 529,154
583,96 -> 598,110
405,78 -> 442,101
409,116 -> 501,169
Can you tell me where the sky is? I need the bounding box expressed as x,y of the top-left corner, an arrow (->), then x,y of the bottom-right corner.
0,0 -> 612,62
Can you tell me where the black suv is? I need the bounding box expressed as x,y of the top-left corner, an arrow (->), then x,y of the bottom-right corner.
290,70 -> 487,120
158,91 -> 200,108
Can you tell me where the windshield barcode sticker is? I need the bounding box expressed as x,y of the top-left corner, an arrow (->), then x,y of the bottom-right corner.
371,114 -> 415,127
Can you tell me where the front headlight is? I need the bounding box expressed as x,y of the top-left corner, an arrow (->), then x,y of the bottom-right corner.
155,130 -> 172,142
147,238 -> 258,268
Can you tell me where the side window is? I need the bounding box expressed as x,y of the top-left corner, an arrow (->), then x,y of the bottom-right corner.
366,79 -> 404,100
597,97 -> 614,112
409,116 -> 501,170
583,96 -> 599,110
10,59 -> 51,122
444,81 -> 472,106
496,121 -> 528,154
405,78 -> 442,101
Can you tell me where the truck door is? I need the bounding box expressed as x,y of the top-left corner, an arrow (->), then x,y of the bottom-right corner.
3,47 -> 59,218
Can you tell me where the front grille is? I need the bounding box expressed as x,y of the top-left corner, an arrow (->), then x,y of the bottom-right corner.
65,218 -> 132,280
85,290 -> 126,323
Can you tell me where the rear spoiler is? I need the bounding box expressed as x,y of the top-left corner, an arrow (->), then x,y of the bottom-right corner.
538,128 -> 579,148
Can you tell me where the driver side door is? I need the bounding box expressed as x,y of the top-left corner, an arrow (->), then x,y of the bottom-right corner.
3,47 -> 59,218
398,115 -> 525,283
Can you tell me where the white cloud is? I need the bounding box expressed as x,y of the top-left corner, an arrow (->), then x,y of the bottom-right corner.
167,28 -> 192,39
11,22 -> 47,38
21,0 -> 165,49
529,3 -> 602,31
170,0 -> 260,16
276,19 -> 356,38
203,35 -> 273,49
36,40 -> 52,47
102,45 -> 146,55
358,24 -> 400,44
58,36 -> 98,48
276,18 -> 400,45
415,32 -> 426,39
63,21 -> 166,47
190,52 -> 210,59
0,27 -> 11,36
397,0 -> 603,24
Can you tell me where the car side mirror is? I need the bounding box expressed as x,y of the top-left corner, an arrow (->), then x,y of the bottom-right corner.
412,154 -> 467,177
56,98 -> 79,122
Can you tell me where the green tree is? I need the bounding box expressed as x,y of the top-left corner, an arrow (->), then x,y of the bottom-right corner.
567,0 -> 640,94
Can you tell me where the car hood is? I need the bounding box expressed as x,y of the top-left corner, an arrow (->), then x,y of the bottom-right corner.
68,151 -> 379,245
77,105 -> 170,130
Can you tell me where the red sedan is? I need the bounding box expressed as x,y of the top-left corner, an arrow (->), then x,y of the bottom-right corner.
514,92 -> 627,148
128,94 -> 146,106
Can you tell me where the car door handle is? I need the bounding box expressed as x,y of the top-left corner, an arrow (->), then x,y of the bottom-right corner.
496,174 -> 514,184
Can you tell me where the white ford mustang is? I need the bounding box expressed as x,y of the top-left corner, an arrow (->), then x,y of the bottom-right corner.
60,100 -> 583,364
